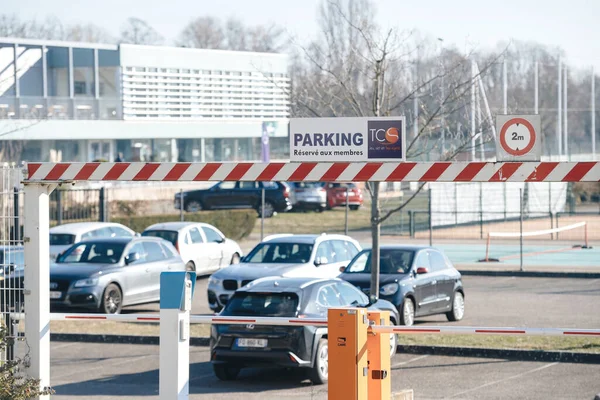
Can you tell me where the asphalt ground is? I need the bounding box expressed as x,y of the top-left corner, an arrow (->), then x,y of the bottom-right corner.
48,341 -> 600,399
125,275 -> 600,329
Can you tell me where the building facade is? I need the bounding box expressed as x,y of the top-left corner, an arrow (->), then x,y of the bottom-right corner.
0,38 -> 290,163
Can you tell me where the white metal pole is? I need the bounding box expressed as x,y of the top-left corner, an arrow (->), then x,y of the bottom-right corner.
477,82 -> 484,161
534,61 -> 539,114
159,272 -> 193,400
471,61 -> 476,161
475,63 -> 497,140
593,66 -> 596,160
558,57 -> 562,158
24,183 -> 55,399
413,96 -> 418,140
503,58 -> 508,114
564,65 -> 569,159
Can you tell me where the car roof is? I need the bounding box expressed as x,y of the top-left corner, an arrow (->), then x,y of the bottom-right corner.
49,222 -> 129,235
362,245 -> 431,251
144,221 -> 205,231
76,237 -> 137,245
239,277 -> 337,293
263,234 -> 358,244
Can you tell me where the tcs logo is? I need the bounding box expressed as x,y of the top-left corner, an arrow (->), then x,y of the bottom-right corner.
369,127 -> 400,145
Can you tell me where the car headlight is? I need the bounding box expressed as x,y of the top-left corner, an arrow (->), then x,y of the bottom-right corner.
380,283 -> 399,296
208,276 -> 222,287
74,278 -> 98,288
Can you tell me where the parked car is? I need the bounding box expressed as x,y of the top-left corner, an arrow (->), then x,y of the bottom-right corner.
175,181 -> 292,218
207,234 -> 361,312
287,182 -> 327,212
48,237 -> 185,313
49,222 -> 136,261
322,182 -> 363,210
340,245 -> 465,326
210,277 -> 399,383
142,222 -> 243,274
0,246 -> 24,282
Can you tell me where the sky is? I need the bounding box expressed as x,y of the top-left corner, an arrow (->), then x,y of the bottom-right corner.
5,0 -> 600,68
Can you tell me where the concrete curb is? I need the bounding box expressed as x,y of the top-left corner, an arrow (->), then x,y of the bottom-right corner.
51,333 -> 600,364
458,270 -> 600,279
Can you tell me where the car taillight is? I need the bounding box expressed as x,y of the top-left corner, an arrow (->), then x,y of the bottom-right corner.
318,188 -> 326,193
284,187 -> 290,198
175,241 -> 180,253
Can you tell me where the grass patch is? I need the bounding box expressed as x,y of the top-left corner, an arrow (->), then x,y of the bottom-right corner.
398,334 -> 600,353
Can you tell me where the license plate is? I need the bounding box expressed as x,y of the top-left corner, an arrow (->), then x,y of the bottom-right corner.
236,338 -> 267,348
49,291 -> 62,299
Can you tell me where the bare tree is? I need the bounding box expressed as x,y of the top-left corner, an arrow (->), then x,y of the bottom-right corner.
177,17 -> 225,49
65,23 -> 114,43
291,0 -> 501,300
120,17 -> 163,45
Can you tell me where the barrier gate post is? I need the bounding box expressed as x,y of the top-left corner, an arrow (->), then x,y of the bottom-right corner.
367,310 -> 391,400
328,307 -> 368,400
159,271 -> 196,400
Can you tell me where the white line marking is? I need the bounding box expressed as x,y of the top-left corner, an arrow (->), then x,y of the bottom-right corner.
447,362 -> 558,398
51,342 -> 78,351
392,354 -> 429,368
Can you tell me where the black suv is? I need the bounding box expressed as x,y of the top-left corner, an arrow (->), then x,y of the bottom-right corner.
175,181 -> 292,218
210,277 -> 399,384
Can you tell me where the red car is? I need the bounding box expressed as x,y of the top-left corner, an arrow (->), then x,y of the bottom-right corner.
323,182 -> 363,210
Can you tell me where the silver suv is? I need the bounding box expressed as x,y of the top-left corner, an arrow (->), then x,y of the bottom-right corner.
207,234 -> 361,312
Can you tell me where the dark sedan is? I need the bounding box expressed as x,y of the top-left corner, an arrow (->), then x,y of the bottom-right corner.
340,245 -> 464,326
210,277 -> 399,384
175,181 -> 292,218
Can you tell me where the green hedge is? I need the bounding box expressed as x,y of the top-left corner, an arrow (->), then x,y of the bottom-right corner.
111,210 -> 256,241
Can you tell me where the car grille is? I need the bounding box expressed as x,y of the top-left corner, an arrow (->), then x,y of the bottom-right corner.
223,280 -> 238,291
50,280 -> 71,292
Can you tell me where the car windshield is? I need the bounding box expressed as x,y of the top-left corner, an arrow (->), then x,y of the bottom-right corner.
142,230 -> 178,246
345,249 -> 415,274
50,234 -> 75,246
244,242 -> 313,264
292,182 -> 322,189
57,242 -> 127,264
221,292 -> 299,317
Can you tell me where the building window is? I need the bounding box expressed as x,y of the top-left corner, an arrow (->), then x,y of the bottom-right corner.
74,81 -> 87,95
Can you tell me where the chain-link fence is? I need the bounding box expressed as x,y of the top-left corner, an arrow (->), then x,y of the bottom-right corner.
0,165 -> 24,363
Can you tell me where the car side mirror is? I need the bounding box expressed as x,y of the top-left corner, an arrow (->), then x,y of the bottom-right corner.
314,257 -> 329,266
416,267 -> 429,275
125,252 -> 140,265
339,266 -> 346,273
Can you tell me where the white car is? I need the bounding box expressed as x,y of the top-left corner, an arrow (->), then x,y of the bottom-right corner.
141,222 -> 243,274
49,222 -> 136,261
207,234 -> 361,311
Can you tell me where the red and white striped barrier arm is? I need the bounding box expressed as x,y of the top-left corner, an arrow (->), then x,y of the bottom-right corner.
15,313 -> 600,336
370,325 -> 600,337
25,161 -> 600,183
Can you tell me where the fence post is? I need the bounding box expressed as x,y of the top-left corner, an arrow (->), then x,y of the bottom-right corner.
56,189 -> 63,226
99,187 -> 106,222
344,187 -> 349,236
260,188 -> 265,241
549,183 -> 553,240
3,313 -> 14,361
179,189 -> 184,222
13,187 -> 20,242
479,183 -> 484,239
519,188 -> 524,272
428,188 -> 433,246
409,210 -> 414,238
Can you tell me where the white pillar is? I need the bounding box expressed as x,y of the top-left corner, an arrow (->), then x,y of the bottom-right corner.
534,61 -> 539,114
160,272 -> 195,400
413,95 -> 418,139
23,182 -> 55,399
564,65 -> 568,159
592,66 -> 596,160
200,138 -> 206,163
558,57 -> 562,158
503,58 -> 507,114
471,60 -> 476,161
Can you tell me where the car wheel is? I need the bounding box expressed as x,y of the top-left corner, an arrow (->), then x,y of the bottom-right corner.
309,338 -> 328,384
185,261 -> 196,272
389,320 -> 398,358
186,201 -> 203,212
446,291 -> 465,322
316,206 -> 325,213
400,297 -> 414,326
230,253 -> 241,265
101,284 -> 123,314
350,205 -> 360,211
213,363 -> 241,381
257,201 -> 275,218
